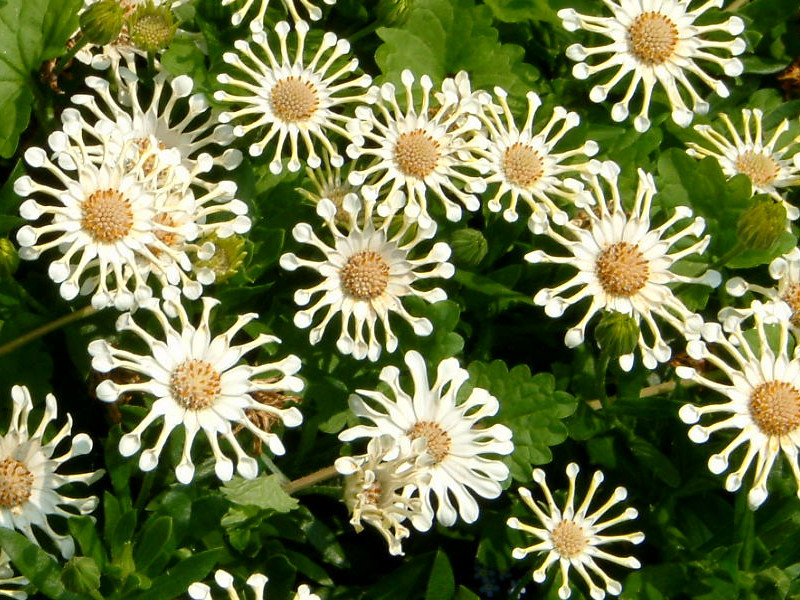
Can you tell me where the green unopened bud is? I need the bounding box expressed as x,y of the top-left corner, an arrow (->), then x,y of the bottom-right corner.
595,311 -> 639,358
79,0 -> 125,45
451,228 -> 488,267
127,1 -> 178,53
375,0 -> 414,26
61,557 -> 101,596
0,239 -> 19,277
195,235 -> 247,284
736,195 -> 786,251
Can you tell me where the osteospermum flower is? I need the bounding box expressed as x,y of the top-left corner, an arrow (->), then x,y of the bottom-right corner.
526,163 -> 721,370
0,551 -> 27,600
188,569 -> 320,600
279,193 -> 454,361
677,302 -> 800,509
346,69 -> 489,225
339,351 -> 514,527
473,87 -> 600,231
507,464 -> 644,600
559,0 -> 746,132
89,297 -> 304,484
335,435 -> 433,556
721,248 -> 800,334
214,20 -> 372,173
686,108 -> 800,217
296,152 -> 357,225
221,0 -> 336,31
0,386 -> 102,559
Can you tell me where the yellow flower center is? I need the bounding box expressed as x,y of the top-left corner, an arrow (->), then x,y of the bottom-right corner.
151,212 -> 180,253
407,421 -> 451,464
781,283 -> 800,327
595,242 -> 650,297
82,189 -> 134,243
735,150 -> 779,186
628,12 -> 679,65
0,457 -> 34,509
503,143 -> 544,188
363,481 -> 383,505
551,519 -> 588,558
270,76 -> 319,123
171,359 -> 222,410
749,380 -> 800,437
394,130 -> 440,179
340,251 -> 390,300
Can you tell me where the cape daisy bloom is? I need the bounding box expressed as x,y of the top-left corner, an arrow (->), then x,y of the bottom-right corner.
346,69 -> 490,226
221,0 -> 336,31
214,20 -> 372,173
89,297 -> 304,484
507,463 -> 644,600
339,351 -> 514,527
686,108 -> 800,218
188,569 -> 320,600
678,302 -> 800,509
526,162 -> 721,370
0,551 -> 27,599
0,385 -> 102,559
280,193 -> 454,361
473,87 -> 600,231
559,0 -> 746,132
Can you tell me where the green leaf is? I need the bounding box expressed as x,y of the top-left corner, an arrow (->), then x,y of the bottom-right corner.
221,474 -> 299,513
61,557 -> 101,596
0,0 -> 82,157
484,0 -> 559,23
68,516 -> 108,569
133,516 -> 173,572
0,529 -> 78,600
629,438 -> 681,488
128,549 -> 222,600
467,361 -> 577,481
425,550 -> 455,600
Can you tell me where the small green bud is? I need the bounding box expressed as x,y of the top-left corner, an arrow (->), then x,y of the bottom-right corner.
450,228 -> 488,267
375,0 -> 414,26
0,239 -> 20,277
195,235 -> 247,284
79,0 -> 125,45
61,557 -> 101,595
595,311 -> 639,358
127,1 -> 178,53
736,195 -> 786,251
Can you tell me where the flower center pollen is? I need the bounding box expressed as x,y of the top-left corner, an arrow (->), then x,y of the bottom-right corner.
340,251 -> 390,300
394,130 -> 440,179
503,143 -> 544,188
407,421 -> 451,464
749,380 -> 800,436
171,359 -> 222,410
628,12 -> 679,65
595,242 -> 650,297
270,77 -> 319,123
551,519 -> 588,558
781,283 -> 800,327
0,457 -> 34,509
735,150 -> 779,186
82,189 -> 134,243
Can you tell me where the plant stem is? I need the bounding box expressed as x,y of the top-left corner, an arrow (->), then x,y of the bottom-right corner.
53,36 -> 90,76
284,465 -> 340,495
0,305 -> 98,357
586,379 -> 697,410
726,0 -> 749,10
347,22 -> 379,44
595,351 -> 611,407
261,454 -> 289,485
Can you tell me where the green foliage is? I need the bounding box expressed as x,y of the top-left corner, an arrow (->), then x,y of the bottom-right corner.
221,475 -> 300,513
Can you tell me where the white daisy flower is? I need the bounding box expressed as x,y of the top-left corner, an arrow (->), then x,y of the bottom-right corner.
473,87 -> 600,231
559,0 -> 746,132
346,69 -> 490,226
0,551 -> 27,600
721,248 -> 800,333
335,434 -> 433,556
0,385 -> 103,559
279,193 -> 454,361
214,20 -> 372,173
508,463 -> 644,600
221,0 -> 336,31
88,297 -> 304,484
296,152 -> 358,225
678,302 -> 800,509
686,108 -> 800,218
526,162 -> 721,371
188,569 -> 320,600
339,350 -> 514,527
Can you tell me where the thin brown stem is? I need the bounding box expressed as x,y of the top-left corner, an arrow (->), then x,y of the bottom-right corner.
586,379 -> 695,410
0,305 -> 98,357
284,465 -> 340,495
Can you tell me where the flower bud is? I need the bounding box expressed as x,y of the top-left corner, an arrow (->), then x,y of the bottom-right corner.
79,0 -> 125,45
127,1 -> 178,53
0,239 -> 20,277
451,228 -> 488,267
736,195 -> 786,251
195,234 -> 247,284
595,311 -> 639,358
